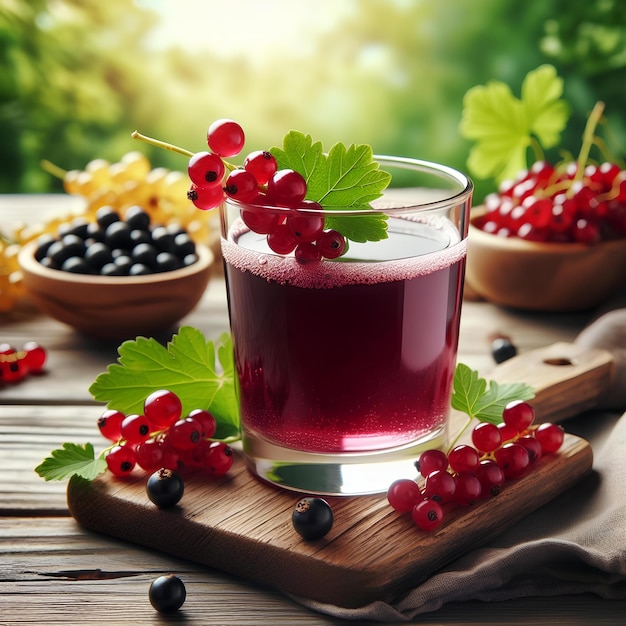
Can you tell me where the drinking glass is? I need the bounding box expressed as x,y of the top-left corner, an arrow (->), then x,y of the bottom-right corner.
221,157 -> 473,495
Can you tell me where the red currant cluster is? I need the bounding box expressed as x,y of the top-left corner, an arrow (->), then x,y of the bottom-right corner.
98,389 -> 234,478
478,161 -> 626,243
387,400 -> 565,532
0,341 -> 46,384
186,119 -> 347,262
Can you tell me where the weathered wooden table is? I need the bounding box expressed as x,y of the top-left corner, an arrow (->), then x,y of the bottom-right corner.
2,195 -> 625,624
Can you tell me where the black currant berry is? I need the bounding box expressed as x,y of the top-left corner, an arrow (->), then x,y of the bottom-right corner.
491,337 -> 517,364
148,574 -> 186,613
292,497 -> 334,540
146,468 -> 184,508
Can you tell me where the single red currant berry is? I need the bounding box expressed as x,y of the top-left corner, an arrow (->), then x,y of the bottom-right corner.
160,443 -> 182,472
475,459 -> 505,499
415,449 -> 448,478
203,442 -> 234,476
188,151 -> 225,186
207,119 -> 245,157
144,389 -> 182,430
1,353 -> 27,383
22,341 -> 47,372
502,400 -> 535,432
423,469 -> 456,503
241,207 -> 281,235
135,439 -> 164,472
187,183 -> 224,211
453,473 -> 482,506
181,437 -> 212,468
244,150 -> 278,185
412,499 -> 444,532
316,229 -> 347,259
516,435 -> 543,463
534,422 -> 565,454
287,203 -> 325,242
294,242 -> 322,264
0,343 -> 15,356
448,444 -> 480,474
267,224 -> 297,254
224,169 -> 259,202
573,218 -> 600,244
387,478 -> 422,512
471,422 -> 502,452
105,444 -> 136,477
267,169 -> 307,207
498,422 -> 518,444
120,414 -> 152,444
495,442 -> 530,479
188,408 -> 216,439
168,417 -> 202,451
98,409 -> 125,442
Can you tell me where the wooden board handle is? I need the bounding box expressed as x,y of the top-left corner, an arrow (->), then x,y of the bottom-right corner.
488,342 -> 615,423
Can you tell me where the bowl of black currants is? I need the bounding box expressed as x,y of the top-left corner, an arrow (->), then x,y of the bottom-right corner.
18,205 -> 214,340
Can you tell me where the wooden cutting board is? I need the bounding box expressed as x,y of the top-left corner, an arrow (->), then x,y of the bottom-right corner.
67,342 -> 613,608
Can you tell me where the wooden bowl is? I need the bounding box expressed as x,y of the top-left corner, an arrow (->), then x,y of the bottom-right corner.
466,207 -> 626,312
18,241 -> 214,340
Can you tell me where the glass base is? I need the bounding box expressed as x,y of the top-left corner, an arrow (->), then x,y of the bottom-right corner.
242,425 -> 448,496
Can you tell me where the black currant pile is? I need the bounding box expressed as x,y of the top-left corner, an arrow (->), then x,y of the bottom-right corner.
34,205 -> 198,276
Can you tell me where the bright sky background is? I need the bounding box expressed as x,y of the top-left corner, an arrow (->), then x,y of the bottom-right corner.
141,0 -> 356,62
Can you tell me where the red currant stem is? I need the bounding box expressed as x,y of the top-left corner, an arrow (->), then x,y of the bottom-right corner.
131,130 -> 194,157
538,178 -> 572,199
447,415 -> 474,453
97,443 -> 118,460
131,131 -> 238,172
570,101 -> 605,193
40,159 -> 67,179
592,135 -> 626,170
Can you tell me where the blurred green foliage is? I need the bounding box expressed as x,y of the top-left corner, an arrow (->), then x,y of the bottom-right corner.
1,0 -> 624,202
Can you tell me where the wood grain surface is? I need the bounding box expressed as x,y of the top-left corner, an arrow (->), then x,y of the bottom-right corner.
66,434 -> 592,608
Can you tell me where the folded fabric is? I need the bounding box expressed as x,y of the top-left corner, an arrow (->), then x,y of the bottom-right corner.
293,410 -> 626,622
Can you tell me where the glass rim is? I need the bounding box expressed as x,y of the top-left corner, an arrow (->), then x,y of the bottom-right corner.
224,155 -> 473,217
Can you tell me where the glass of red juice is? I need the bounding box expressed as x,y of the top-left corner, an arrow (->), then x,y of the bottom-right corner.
221,157 -> 473,495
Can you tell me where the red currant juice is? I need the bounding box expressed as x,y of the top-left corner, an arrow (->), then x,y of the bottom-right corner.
222,219 -> 466,454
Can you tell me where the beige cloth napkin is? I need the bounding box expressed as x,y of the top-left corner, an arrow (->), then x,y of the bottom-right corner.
292,410 -> 626,621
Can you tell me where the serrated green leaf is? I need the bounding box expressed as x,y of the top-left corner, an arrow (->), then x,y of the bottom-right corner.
521,64 -> 570,148
451,363 -> 535,424
270,131 -> 324,180
472,380 -> 536,424
88,327 -> 240,440
460,64 -> 570,182
271,131 -> 391,243
34,442 -> 107,481
451,363 -> 488,416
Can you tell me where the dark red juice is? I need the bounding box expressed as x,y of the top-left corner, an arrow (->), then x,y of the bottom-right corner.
223,221 -> 466,453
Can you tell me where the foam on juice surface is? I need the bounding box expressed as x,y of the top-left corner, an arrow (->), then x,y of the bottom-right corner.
222,217 -> 467,290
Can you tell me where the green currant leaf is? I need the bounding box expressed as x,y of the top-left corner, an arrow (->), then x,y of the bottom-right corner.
271,131 -> 391,243
88,327 -> 240,440
451,363 -> 535,424
460,64 -> 570,182
269,130 -> 325,180
34,442 -> 107,482
521,64 -> 570,149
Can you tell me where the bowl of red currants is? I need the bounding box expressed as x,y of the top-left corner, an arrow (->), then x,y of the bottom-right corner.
18,205 -> 214,340
466,162 -> 626,312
